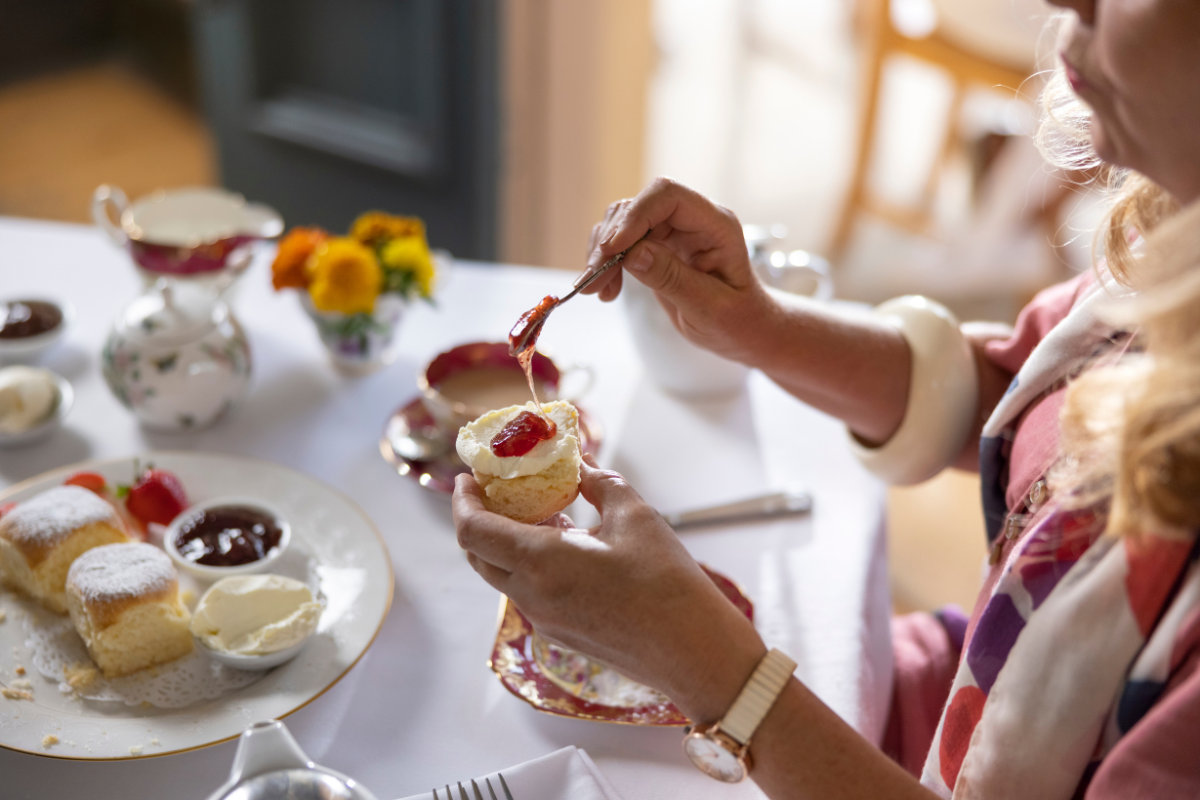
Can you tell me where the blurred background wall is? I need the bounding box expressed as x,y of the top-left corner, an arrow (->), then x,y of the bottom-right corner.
0,0 -> 1108,613
499,0 -> 654,272
0,0 -> 215,223
0,0 -> 1103,299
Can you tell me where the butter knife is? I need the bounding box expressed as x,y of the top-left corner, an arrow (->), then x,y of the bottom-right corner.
663,489 -> 812,530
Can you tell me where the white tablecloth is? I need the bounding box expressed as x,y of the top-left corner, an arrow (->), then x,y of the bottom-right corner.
0,217 -> 891,800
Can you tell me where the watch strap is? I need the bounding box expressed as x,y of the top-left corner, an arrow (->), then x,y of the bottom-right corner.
719,648 -> 797,745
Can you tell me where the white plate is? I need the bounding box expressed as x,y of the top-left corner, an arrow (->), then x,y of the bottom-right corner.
0,452 -> 393,761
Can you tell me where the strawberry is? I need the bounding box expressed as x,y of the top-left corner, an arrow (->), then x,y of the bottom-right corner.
0,502 -> 15,519
125,469 -> 189,528
64,471 -> 108,495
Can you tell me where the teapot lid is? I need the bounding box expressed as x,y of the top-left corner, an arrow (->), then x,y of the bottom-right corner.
216,769 -> 377,800
116,280 -> 227,347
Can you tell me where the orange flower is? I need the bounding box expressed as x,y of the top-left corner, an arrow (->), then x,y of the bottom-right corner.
350,212 -> 425,248
271,227 -> 328,291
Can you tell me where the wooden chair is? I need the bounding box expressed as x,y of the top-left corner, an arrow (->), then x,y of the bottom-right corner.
829,0 -> 1049,262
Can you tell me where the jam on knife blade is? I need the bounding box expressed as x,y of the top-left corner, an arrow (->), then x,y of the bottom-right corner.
508,294 -> 559,408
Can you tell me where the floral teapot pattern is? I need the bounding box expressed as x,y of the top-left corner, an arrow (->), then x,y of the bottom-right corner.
102,279 -> 250,431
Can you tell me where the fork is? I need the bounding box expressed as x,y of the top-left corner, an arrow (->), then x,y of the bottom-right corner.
432,773 -> 515,800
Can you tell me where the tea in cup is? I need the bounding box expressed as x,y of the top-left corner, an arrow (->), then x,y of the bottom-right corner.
92,185 -> 283,286
418,341 -> 591,433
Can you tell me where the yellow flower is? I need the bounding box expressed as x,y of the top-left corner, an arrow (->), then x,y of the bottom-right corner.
380,235 -> 436,298
350,211 -> 425,248
306,238 -> 383,314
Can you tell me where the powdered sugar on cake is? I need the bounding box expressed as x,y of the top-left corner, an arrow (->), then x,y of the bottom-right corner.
1,486 -> 121,545
67,543 -> 175,604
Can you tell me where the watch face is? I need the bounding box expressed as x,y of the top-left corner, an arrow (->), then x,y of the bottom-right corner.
684,732 -> 746,782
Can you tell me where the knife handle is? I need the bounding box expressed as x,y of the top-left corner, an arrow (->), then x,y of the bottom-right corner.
663,489 -> 812,530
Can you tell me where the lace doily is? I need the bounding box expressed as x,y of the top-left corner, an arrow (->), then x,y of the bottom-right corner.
24,610 -> 263,708
23,546 -> 320,709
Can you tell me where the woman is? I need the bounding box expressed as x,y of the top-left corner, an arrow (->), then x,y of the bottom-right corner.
454,0 -> 1200,796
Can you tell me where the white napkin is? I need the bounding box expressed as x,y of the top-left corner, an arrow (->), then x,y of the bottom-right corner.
397,746 -> 626,800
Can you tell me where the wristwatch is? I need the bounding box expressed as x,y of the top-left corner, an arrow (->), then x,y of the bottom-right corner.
682,648 -> 797,782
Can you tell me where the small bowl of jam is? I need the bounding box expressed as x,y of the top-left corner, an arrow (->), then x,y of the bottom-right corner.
164,497 -> 291,580
0,297 -> 73,363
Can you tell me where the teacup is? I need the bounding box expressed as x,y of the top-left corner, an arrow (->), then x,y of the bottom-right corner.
92,185 -> 283,283
418,341 -> 592,433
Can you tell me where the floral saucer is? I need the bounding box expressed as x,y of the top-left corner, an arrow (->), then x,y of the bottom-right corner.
488,566 -> 753,726
379,396 -> 603,493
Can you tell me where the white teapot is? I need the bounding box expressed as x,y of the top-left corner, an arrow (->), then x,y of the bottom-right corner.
206,720 -> 380,800
102,278 -> 250,431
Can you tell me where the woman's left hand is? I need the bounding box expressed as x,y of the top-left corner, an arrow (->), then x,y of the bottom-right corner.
452,458 -> 766,723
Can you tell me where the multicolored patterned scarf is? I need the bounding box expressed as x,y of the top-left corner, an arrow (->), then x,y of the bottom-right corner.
922,275 -> 1200,797
921,508 -> 1199,798
978,276 -> 1124,543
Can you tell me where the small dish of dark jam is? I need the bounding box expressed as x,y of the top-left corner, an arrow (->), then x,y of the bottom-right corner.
165,497 -> 291,577
0,300 -> 63,340
0,297 -> 72,361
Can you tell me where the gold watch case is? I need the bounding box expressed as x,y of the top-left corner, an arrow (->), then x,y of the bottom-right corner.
682,722 -> 752,783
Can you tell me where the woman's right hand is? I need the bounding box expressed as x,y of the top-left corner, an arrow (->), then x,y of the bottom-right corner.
585,178 -> 917,447
581,177 -> 778,365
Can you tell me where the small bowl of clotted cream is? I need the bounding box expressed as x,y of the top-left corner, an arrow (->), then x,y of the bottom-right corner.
189,574 -> 323,670
0,366 -> 73,449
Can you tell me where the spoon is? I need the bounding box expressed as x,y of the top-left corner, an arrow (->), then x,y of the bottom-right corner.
562,244 -> 638,304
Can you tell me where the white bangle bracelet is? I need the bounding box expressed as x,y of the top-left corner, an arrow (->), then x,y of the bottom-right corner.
849,296 -> 978,485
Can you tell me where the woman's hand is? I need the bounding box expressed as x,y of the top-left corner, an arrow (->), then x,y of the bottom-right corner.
453,457 -> 767,723
581,177 -> 780,365
457,463 -> 934,799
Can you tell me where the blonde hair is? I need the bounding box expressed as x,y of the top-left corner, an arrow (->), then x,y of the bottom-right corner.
1053,204 -> 1200,536
1038,19 -> 1200,537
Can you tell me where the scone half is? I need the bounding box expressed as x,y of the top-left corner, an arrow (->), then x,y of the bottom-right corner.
457,401 -> 583,525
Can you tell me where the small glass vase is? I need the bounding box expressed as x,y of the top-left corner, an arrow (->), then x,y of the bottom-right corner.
301,293 -> 406,374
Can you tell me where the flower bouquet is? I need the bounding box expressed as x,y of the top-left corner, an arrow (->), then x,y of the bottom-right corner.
271,212 -> 436,372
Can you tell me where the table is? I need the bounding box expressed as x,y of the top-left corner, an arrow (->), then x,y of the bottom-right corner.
0,217 -> 891,800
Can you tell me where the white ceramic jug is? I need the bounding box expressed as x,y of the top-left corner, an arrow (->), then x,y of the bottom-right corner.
622,276 -> 751,399
623,231 -> 834,399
